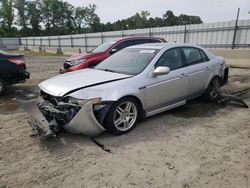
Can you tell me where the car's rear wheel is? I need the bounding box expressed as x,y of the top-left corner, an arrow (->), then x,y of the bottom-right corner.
103,97 -> 139,135
202,77 -> 220,101
0,78 -> 6,96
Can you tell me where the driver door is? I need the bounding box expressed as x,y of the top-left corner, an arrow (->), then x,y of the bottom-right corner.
145,48 -> 188,113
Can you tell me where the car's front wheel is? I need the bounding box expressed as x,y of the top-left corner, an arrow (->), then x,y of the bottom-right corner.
103,97 -> 139,135
0,78 -> 6,96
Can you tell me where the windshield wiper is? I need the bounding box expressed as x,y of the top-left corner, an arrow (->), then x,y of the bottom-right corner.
99,69 -> 116,73
97,68 -> 133,75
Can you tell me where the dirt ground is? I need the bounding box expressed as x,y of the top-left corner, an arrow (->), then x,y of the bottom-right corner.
0,56 -> 250,188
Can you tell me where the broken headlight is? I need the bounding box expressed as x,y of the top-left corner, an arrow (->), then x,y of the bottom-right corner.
67,97 -> 111,124
68,97 -> 102,107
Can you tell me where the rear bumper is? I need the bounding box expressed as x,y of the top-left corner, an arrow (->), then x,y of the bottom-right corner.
6,70 -> 30,84
16,64 -> 30,80
14,70 -> 30,83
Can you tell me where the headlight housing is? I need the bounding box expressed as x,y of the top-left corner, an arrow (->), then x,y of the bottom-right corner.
68,97 -> 102,107
68,59 -> 86,66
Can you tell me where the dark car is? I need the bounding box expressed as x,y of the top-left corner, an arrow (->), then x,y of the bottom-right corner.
0,50 -> 30,95
60,36 -> 166,73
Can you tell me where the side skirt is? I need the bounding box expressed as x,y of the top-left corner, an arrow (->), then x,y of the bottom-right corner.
146,100 -> 186,117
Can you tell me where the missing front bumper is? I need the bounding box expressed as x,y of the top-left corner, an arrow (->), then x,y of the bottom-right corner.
20,99 -> 55,139
20,98 -> 106,139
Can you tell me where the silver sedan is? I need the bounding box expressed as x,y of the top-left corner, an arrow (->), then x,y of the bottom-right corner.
24,43 -> 228,138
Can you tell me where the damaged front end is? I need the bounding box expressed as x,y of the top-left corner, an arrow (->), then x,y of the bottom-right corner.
22,91 -> 112,139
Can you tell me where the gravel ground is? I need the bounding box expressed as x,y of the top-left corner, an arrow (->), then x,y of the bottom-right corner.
0,56 -> 250,188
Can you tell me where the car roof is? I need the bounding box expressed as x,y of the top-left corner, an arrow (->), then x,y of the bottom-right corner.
127,43 -> 203,50
113,36 -> 165,42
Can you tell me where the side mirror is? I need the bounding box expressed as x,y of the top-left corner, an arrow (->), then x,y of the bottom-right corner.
109,48 -> 118,54
152,66 -> 170,76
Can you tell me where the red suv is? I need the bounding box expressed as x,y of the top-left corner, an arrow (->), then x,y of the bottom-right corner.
60,36 -> 166,73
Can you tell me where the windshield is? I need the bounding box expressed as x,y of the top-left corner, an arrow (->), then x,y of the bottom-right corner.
92,41 -> 115,53
95,48 -> 159,75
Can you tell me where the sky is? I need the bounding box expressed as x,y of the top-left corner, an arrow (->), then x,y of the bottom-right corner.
67,0 -> 250,24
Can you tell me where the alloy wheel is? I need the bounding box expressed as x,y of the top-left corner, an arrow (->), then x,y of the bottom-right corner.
113,101 -> 137,132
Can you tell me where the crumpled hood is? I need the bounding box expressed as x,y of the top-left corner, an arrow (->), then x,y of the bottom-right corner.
39,69 -> 131,97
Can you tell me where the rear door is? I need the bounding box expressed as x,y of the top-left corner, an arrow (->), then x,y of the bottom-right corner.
180,47 -> 211,98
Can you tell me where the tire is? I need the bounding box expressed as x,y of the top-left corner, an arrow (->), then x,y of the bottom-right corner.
103,97 -> 139,135
202,77 -> 220,101
0,78 -> 6,96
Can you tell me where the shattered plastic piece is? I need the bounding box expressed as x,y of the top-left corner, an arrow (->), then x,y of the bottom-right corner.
91,138 -> 111,153
218,89 -> 249,108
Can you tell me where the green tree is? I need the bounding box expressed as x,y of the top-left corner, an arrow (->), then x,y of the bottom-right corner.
0,1 -> 204,37
0,0 -> 14,36
85,4 -> 101,32
177,14 -> 203,25
104,22 -> 113,31
163,10 -> 178,26
74,6 -> 88,33
63,2 -> 75,34
129,11 -> 150,29
14,0 -> 28,30
27,0 -> 42,36
39,0 -> 53,35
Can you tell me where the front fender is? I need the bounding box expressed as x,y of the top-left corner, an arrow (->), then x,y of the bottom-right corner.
205,71 -> 221,89
66,85 -> 146,110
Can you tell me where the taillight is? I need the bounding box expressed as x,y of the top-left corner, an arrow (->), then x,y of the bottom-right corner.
8,57 -> 25,67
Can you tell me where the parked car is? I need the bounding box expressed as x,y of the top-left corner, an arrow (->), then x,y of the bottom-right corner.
60,36 -> 166,73
0,50 -> 30,96
24,43 -> 228,139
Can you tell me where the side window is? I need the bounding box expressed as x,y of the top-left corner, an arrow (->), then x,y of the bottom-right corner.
133,39 -> 148,45
199,49 -> 209,62
182,47 -> 208,65
113,40 -> 134,51
133,39 -> 161,45
148,39 -> 161,43
155,48 -> 182,71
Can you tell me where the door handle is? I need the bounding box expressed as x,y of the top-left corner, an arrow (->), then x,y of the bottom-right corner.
179,73 -> 187,78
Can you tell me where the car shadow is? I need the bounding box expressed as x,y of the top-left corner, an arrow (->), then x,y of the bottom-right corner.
92,98 -> 229,148
94,89 -> 249,149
